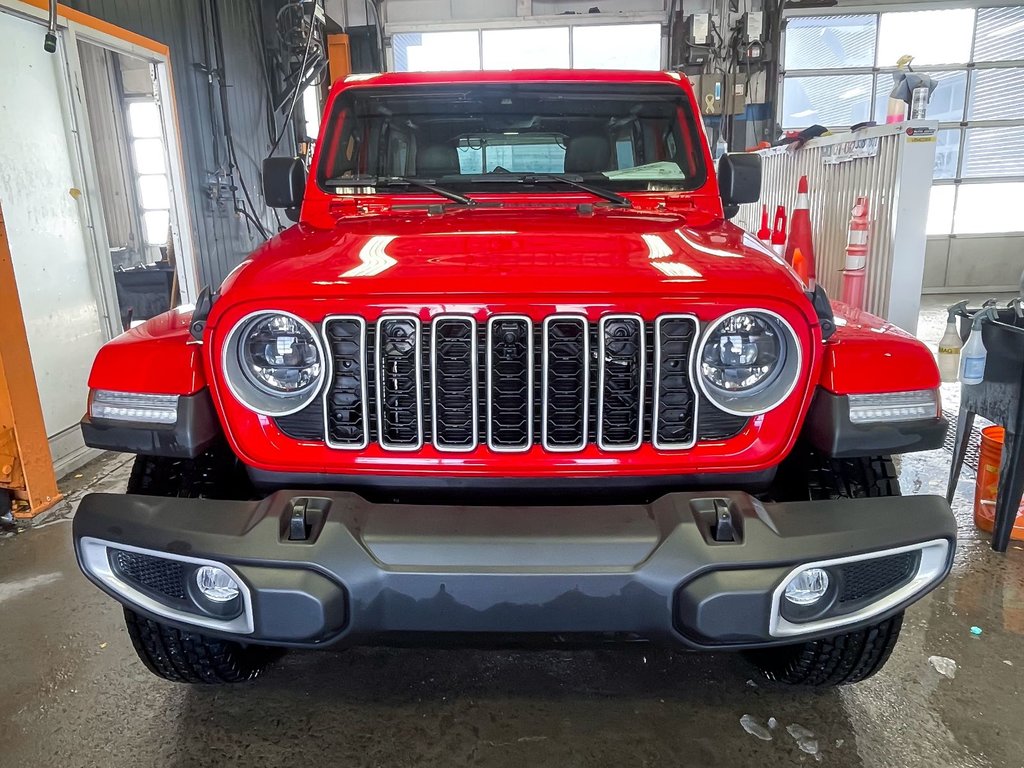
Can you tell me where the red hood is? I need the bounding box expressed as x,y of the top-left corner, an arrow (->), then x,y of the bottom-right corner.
215,207 -> 807,314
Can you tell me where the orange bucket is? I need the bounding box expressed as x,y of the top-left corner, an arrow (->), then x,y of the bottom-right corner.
974,426 -> 1024,541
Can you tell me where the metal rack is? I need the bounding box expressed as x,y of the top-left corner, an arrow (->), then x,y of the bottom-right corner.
945,298 -> 1024,552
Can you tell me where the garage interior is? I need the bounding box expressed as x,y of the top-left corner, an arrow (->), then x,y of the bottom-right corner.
1,0 -> 1023,766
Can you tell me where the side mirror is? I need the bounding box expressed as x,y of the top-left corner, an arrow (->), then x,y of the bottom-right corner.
262,157 -> 306,217
717,152 -> 761,219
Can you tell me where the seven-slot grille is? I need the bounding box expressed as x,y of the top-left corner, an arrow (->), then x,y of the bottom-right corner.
314,313 -> 716,453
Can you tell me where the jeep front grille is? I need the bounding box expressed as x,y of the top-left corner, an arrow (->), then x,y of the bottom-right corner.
291,313 -> 747,452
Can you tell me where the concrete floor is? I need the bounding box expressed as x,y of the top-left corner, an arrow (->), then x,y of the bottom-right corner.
1,296 -> 1022,768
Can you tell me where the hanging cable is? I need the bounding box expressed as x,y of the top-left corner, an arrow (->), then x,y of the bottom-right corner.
210,0 -> 269,240
268,1 -> 320,158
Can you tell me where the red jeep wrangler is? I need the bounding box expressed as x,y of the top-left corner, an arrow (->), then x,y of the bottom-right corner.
74,70 -> 954,687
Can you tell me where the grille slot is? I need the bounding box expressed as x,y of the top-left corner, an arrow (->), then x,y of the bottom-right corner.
283,311 -> 736,453
324,316 -> 369,448
487,316 -> 533,451
375,316 -> 423,450
543,316 -> 589,451
110,549 -> 188,602
431,317 -> 478,451
837,552 -> 919,606
598,315 -> 645,450
654,315 -> 699,448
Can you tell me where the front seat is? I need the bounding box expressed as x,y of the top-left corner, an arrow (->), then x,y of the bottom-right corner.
416,144 -> 460,178
564,134 -> 613,175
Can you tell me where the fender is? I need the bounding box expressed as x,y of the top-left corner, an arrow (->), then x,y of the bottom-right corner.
81,307 -> 218,459
803,301 -> 946,458
818,302 -> 940,395
87,306 -> 207,395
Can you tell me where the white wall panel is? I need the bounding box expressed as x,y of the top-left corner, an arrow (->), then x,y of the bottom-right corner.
0,11 -> 109,469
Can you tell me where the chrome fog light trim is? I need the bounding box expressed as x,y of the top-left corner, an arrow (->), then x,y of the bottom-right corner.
769,539 -> 951,638
78,537 -> 254,634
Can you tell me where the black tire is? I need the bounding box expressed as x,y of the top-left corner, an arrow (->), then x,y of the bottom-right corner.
747,613 -> 903,687
750,450 -> 904,686
123,445 -> 275,683
124,608 -> 277,684
127,441 -> 253,500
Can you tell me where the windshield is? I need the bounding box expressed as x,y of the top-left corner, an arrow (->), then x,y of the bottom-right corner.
317,82 -> 707,193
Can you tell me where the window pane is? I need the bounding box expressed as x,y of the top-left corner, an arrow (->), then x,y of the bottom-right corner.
954,182 -> 1024,234
132,138 -> 166,174
932,129 -> 961,181
877,10 -> 974,67
963,127 -> 1024,178
138,174 -> 169,210
781,74 -> 872,129
485,143 -> 566,173
969,69 -> 1024,121
127,101 -> 162,138
784,15 -> 876,70
873,71 -> 965,124
974,6 -> 1024,62
142,210 -> 170,246
927,185 -> 955,236
483,28 -> 569,70
392,31 -> 480,72
572,24 -> 661,70
457,145 -> 483,174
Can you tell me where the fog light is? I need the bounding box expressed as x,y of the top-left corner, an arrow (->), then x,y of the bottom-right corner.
784,568 -> 830,606
195,566 -> 240,603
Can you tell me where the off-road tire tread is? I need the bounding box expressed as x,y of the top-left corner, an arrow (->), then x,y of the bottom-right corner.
806,455 -> 901,500
124,608 -> 272,684
749,613 -> 903,686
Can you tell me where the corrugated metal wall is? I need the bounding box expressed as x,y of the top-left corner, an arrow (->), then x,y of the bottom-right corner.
68,0 -> 286,290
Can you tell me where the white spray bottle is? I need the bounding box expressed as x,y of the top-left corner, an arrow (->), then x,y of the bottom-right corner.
959,312 -> 988,386
937,302 -> 965,383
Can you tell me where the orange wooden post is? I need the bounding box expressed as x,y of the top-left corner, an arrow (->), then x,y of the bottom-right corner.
0,202 -> 62,520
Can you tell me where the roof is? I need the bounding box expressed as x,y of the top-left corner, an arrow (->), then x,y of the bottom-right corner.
331,69 -> 688,97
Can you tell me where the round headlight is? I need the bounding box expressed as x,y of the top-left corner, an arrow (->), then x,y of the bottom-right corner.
696,310 -> 801,416
222,311 -> 325,416
241,314 -> 321,395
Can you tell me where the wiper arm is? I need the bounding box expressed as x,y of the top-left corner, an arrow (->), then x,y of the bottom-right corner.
324,175 -> 477,206
520,174 -> 632,208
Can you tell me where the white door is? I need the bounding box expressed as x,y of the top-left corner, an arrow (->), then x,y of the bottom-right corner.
0,10 -> 111,474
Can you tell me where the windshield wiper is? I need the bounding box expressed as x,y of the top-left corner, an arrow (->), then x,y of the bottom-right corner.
468,173 -> 631,208
324,175 -> 477,206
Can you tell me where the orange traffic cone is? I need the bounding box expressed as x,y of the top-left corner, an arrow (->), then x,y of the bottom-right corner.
757,205 -> 771,244
770,205 -> 787,259
792,247 -> 809,286
784,176 -> 817,288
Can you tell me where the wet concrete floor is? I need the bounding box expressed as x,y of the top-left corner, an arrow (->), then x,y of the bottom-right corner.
1,296 -> 1022,767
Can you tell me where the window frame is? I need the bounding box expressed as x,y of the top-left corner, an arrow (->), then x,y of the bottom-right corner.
780,4 -> 1024,236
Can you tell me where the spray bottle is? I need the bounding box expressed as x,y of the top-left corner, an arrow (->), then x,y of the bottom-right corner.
959,311 -> 989,386
937,301 -> 966,383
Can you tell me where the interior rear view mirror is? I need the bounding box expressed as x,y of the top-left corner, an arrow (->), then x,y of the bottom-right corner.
718,152 -> 762,219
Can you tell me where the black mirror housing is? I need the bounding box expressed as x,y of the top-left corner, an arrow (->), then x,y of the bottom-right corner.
717,152 -> 761,219
262,157 -> 306,209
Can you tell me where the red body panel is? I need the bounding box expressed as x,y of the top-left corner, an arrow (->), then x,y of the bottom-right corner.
88,306 -> 205,396
821,302 -> 940,395
84,70 -> 941,479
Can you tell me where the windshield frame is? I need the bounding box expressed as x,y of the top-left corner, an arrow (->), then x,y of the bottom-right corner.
314,81 -> 709,197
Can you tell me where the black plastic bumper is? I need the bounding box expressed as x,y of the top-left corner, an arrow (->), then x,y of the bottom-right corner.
72,490 -> 956,650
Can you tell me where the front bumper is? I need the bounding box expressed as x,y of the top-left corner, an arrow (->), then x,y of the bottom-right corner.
73,490 -> 955,650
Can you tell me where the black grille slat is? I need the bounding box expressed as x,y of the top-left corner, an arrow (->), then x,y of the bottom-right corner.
432,318 -> 477,451
655,316 -> 698,447
488,317 -> 532,451
543,317 -> 588,450
324,317 -> 368,448
111,550 -> 187,601
598,316 -> 644,450
838,552 -> 919,605
376,317 -> 422,449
